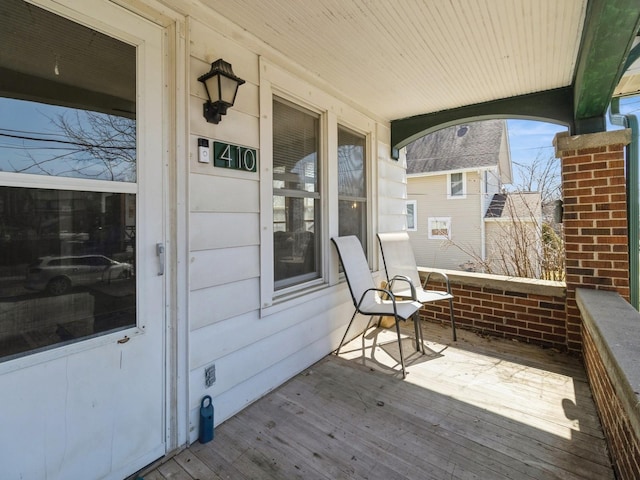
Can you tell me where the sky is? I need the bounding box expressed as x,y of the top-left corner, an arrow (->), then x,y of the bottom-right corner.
506,95 -> 640,189
507,119 -> 565,170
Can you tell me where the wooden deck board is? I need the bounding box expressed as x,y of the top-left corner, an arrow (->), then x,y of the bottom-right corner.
143,322 -> 614,480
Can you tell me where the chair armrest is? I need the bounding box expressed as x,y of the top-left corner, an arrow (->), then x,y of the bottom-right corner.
388,274 -> 417,300
356,287 -> 398,315
423,271 -> 453,295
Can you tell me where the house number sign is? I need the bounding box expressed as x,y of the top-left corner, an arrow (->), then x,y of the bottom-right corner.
213,141 -> 257,172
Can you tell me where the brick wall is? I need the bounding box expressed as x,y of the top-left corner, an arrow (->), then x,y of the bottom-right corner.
555,130 -> 632,351
417,269 -> 567,350
557,131 -> 638,479
583,327 -> 640,479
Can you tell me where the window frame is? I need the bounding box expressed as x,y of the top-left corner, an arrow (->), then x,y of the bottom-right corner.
259,59 -> 376,315
447,171 -> 467,199
428,217 -> 451,240
406,200 -> 417,231
337,124 -> 368,252
272,97 -> 322,291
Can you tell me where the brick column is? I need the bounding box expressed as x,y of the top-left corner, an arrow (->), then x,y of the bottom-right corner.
554,129 -> 632,351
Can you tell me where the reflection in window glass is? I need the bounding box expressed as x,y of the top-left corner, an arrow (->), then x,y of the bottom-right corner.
407,200 -> 417,231
449,172 -> 464,197
272,98 -> 321,289
0,99 -> 136,182
0,0 -> 136,182
0,0 -> 137,361
338,126 -> 367,256
0,187 -> 136,361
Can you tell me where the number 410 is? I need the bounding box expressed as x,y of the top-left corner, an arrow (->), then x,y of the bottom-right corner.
217,144 -> 257,172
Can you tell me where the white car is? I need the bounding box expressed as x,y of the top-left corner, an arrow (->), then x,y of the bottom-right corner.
25,255 -> 133,295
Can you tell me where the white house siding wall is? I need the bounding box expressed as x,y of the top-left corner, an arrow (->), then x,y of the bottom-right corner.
379,143 -> 410,233
485,220 -> 541,277
186,17 -> 394,440
407,172 -> 482,270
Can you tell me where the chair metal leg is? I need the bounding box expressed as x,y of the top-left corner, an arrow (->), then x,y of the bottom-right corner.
394,315 -> 407,378
449,297 -> 457,342
415,312 -> 425,354
335,309 -> 358,356
413,312 -> 422,353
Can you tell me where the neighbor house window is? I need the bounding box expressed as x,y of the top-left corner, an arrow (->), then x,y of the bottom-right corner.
406,200 -> 417,231
338,125 -> 367,254
272,98 -> 321,290
428,217 -> 451,240
448,172 -> 466,198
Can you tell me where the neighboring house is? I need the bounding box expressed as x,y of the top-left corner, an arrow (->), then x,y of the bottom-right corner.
484,192 -> 543,277
405,120 -> 510,270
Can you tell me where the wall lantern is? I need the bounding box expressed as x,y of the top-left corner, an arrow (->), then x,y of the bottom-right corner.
197,59 -> 245,124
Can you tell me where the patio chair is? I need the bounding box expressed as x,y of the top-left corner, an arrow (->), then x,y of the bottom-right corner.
331,235 -> 423,378
377,232 -> 457,342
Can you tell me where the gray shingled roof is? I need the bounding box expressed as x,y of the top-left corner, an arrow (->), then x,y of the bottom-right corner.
406,120 -> 506,175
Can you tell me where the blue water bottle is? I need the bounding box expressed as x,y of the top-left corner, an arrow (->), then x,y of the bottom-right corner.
199,395 -> 214,443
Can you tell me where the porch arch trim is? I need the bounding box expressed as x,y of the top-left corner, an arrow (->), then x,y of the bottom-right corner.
391,87 -> 573,155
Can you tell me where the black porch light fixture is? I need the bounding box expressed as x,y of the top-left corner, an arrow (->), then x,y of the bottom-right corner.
197,59 -> 245,124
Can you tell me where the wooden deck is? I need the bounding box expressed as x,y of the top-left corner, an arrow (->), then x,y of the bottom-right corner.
142,322 -> 614,480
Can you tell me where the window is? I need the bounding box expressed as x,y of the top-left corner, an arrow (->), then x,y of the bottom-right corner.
448,172 -> 466,198
338,126 -> 367,253
406,200 -> 417,231
261,61 -> 374,309
0,2 -> 137,360
428,217 -> 451,240
272,98 -> 321,289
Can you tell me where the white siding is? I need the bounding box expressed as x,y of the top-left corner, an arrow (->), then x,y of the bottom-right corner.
407,172 -> 482,270
378,144 -> 410,234
186,18 -> 401,441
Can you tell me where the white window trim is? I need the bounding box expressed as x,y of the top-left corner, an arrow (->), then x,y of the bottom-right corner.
447,171 -> 467,199
428,217 -> 451,240
258,58 -> 377,316
406,200 -> 417,231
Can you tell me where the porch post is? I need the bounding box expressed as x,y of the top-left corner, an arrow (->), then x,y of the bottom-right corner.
554,129 -> 632,351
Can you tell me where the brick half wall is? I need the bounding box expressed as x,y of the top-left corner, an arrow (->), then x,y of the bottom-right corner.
577,288 -> 640,480
417,268 -> 567,350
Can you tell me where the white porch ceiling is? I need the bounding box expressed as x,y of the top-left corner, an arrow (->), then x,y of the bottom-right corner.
201,0 -> 589,121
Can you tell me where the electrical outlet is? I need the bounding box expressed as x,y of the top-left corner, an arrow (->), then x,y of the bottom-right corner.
205,364 -> 216,387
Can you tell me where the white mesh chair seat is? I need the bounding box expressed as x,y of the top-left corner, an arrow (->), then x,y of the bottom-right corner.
332,235 -> 422,378
377,232 -> 457,342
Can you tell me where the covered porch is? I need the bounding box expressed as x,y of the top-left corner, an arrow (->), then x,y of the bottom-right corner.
3,1 -> 640,479
141,322 -> 613,480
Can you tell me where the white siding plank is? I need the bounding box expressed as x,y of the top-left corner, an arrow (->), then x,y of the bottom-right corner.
189,298 -> 361,408
190,287 -> 352,369
379,180 -> 406,201
378,160 -> 407,184
187,330 -> 345,442
190,246 -> 259,290
189,96 -> 260,148
190,279 -> 260,331
190,212 -> 259,251
378,214 -> 408,234
189,18 -> 260,87
379,197 -> 407,216
190,174 -> 259,213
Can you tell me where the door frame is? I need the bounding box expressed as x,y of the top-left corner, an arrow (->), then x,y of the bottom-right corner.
106,0 -> 192,454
